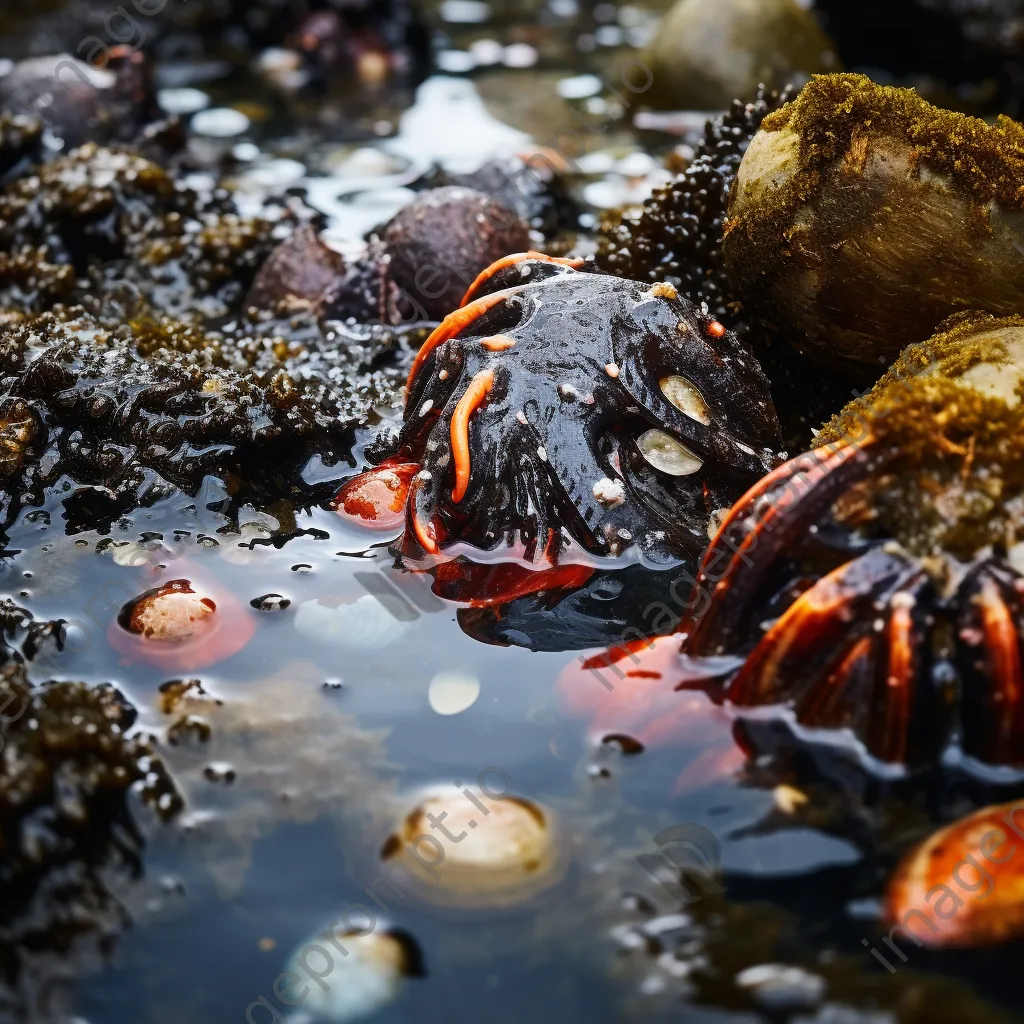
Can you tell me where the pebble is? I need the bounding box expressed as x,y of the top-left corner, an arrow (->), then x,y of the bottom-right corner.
557,74 -> 603,100
735,964 -> 827,1012
470,39 -> 505,66
157,87 -> 210,116
428,671 -> 481,715
503,44 -> 539,68
440,0 -> 491,22
191,107 -> 250,138
437,50 -> 478,74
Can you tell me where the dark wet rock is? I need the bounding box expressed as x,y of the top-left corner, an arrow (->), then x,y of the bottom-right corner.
320,236 -> 398,325
244,223 -> 345,314
0,308 -> 419,530
0,597 -> 180,1013
320,185 -> 532,326
0,633 -> 180,1018
0,0 -> 430,98
413,154 -> 581,239
395,257 -> 780,566
382,186 -> 531,321
612,883 -> 1015,1023
643,0 -> 839,111
0,668 -> 180,876
0,50 -> 158,148
0,114 -> 43,184
0,142 -> 280,319
282,6 -> 429,92
0,596 -> 65,668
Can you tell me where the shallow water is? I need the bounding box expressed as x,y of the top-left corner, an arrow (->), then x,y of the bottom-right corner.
3,1 -> 1024,1022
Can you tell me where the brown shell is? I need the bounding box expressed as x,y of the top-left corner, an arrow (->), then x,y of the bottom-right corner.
885,802 -> 1024,947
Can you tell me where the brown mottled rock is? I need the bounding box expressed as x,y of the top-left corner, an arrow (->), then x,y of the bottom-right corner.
245,224 -> 345,313
382,186 -> 531,321
0,50 -> 157,148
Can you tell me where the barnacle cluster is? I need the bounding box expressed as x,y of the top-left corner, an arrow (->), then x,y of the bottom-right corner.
596,86 -> 793,319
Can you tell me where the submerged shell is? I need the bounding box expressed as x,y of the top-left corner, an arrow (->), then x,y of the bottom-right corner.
886,802 -> 1024,947
725,74 -> 1024,368
380,787 -> 563,909
108,577 -> 256,672
280,927 -> 423,1022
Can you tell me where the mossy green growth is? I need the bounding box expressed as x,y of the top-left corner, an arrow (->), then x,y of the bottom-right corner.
724,74 -> 1024,368
760,72 -> 1024,209
816,313 -> 1024,559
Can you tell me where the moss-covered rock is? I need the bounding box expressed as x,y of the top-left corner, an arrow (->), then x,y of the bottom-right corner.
818,312 -> 1024,559
724,73 -> 1024,368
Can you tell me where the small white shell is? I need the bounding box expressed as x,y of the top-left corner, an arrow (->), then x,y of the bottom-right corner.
637,429 -> 704,476
660,375 -> 711,425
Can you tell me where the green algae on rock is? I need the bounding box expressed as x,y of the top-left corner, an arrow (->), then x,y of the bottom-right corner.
724,73 -> 1024,368
817,312 -> 1024,561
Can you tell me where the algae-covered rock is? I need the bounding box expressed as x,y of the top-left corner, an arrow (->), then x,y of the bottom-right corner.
818,311 -> 1024,560
643,0 -> 838,111
725,73 -> 1024,368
